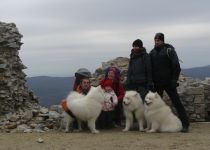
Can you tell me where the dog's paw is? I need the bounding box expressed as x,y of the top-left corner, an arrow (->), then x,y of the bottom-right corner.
146,129 -> 156,133
74,129 -> 82,132
139,128 -> 145,132
144,128 -> 150,132
122,128 -> 129,132
78,128 -> 83,132
92,130 -> 99,134
65,128 -> 74,133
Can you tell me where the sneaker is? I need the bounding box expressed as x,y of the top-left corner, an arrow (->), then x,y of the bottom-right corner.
181,127 -> 189,133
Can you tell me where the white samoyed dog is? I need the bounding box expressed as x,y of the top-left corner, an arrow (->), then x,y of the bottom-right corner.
63,86 -> 106,133
144,91 -> 182,133
122,91 -> 145,132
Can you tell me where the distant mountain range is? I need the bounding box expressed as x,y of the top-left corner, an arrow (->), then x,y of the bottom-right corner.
181,65 -> 210,80
26,65 -> 210,107
26,76 -> 75,107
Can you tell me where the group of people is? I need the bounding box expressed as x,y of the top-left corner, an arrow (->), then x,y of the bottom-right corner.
126,33 -> 189,132
69,32 -> 189,133
72,66 -> 125,129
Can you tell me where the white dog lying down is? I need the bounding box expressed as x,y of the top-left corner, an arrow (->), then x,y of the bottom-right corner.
62,86 -> 106,133
123,91 -> 145,132
144,91 -> 182,133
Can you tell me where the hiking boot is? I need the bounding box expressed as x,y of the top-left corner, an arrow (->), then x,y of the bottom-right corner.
114,123 -> 120,128
181,127 -> 189,133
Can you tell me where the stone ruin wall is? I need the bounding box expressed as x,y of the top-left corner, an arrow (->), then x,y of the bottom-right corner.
168,76 -> 210,122
0,21 -> 38,115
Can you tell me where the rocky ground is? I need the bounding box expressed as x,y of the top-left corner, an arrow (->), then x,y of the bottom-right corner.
0,122 -> 209,150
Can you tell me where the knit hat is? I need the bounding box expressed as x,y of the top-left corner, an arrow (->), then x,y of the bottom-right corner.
100,79 -> 113,89
105,66 -> 121,77
154,33 -> 164,42
132,39 -> 143,48
73,68 -> 91,91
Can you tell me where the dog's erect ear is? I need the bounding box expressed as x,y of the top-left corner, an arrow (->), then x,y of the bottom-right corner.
147,91 -> 153,95
134,92 -> 138,97
91,86 -> 96,89
97,85 -> 102,89
96,85 -> 101,90
154,92 -> 159,99
96,85 -> 104,92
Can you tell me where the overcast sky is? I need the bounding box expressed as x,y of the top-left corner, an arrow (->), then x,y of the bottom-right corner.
1,0 -> 210,77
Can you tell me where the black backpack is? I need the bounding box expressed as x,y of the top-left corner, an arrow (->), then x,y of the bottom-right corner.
165,44 -> 183,63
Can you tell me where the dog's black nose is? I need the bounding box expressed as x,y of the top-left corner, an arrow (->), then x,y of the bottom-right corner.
145,101 -> 150,106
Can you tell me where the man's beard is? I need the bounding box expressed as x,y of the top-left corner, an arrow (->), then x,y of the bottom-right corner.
155,43 -> 163,50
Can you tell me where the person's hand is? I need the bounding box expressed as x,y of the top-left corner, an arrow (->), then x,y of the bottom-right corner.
147,83 -> 155,92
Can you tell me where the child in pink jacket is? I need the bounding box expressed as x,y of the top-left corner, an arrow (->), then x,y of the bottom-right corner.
97,79 -> 118,129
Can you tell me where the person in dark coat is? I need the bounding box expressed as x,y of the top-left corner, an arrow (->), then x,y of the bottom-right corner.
149,32 -> 190,133
126,39 -> 153,100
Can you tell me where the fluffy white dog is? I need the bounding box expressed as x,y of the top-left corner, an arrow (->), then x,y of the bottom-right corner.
63,86 -> 106,133
144,91 -> 182,133
122,91 -> 145,132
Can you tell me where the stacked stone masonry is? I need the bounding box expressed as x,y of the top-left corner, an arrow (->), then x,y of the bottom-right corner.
0,21 -> 38,115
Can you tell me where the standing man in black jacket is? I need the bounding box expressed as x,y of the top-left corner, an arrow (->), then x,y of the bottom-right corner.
126,39 -> 153,100
149,33 -> 189,132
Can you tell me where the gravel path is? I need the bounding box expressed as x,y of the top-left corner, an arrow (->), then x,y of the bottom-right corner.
0,122 -> 209,150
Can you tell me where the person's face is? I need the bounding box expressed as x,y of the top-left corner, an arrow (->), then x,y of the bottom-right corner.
108,70 -> 115,80
81,79 -> 90,90
104,86 -> 113,93
154,38 -> 164,47
133,45 -> 140,50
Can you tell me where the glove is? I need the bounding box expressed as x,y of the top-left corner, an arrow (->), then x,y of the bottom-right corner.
147,83 -> 155,92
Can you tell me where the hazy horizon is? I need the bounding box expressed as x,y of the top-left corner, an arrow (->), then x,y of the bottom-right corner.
25,64 -> 210,78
